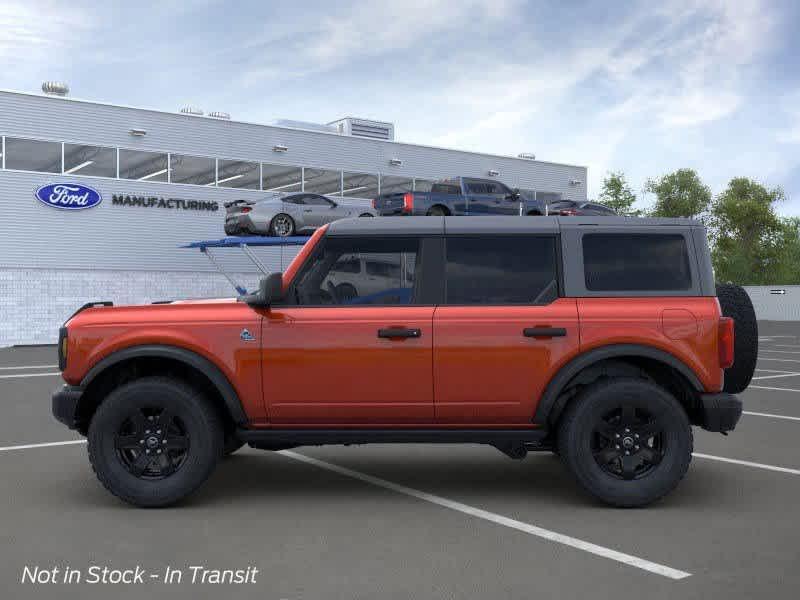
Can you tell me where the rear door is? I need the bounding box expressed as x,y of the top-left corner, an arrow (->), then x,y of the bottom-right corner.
262,235 -> 439,424
301,194 -> 340,227
433,235 -> 580,423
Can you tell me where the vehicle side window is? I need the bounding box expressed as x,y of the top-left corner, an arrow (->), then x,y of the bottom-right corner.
444,236 -> 559,305
285,195 -> 304,205
304,195 -> 333,206
291,237 -> 419,306
582,234 -> 692,291
466,182 -> 487,194
430,183 -> 461,195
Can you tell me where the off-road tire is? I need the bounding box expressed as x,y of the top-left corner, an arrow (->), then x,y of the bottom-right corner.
223,431 -> 244,456
557,378 -> 693,508
716,283 -> 758,394
87,377 -> 223,507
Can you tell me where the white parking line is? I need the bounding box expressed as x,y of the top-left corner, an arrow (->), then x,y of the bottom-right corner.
0,365 -> 58,370
752,373 -> 800,381
693,453 -> 800,476
0,440 -> 85,452
0,372 -> 61,380
277,450 -> 692,580
770,344 -> 800,350
755,368 -> 798,374
750,385 -> 800,393
743,410 -> 800,422
759,349 -> 800,355
757,357 -> 800,364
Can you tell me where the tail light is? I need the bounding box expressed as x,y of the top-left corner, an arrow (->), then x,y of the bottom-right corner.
58,326 -> 68,371
372,198 -> 377,209
241,207 -> 252,213
558,208 -> 579,216
718,317 -> 735,369
402,193 -> 414,214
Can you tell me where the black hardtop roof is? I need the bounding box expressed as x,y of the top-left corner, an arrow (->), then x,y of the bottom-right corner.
326,215 -> 702,236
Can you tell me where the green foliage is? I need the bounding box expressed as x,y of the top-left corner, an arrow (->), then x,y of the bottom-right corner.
644,168 -> 711,218
709,177 -> 796,284
598,171 -> 640,216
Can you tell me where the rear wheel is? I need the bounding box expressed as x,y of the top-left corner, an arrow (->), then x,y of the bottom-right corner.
87,377 -> 223,507
359,213 -> 374,218
269,214 -> 295,237
557,378 -> 692,507
716,283 -> 758,393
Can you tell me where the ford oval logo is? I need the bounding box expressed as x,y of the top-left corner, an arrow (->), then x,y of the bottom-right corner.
35,183 -> 103,210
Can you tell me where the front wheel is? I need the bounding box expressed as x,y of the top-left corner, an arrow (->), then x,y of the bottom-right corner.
557,378 -> 692,507
87,377 -> 223,507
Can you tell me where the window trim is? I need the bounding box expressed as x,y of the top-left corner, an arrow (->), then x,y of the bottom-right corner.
441,234 -> 563,307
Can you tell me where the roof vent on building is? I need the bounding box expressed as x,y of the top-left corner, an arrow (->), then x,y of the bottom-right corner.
42,81 -> 69,96
208,111 -> 231,120
517,152 -> 536,160
180,106 -> 204,116
328,117 -> 395,141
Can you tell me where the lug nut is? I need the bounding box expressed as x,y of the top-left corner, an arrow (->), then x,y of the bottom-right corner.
145,430 -> 150,434
139,440 -> 144,444
625,450 -> 630,455
634,434 -> 639,439
162,440 -> 167,445
615,434 -> 620,438
635,445 -> 640,450
616,445 -> 620,449
156,429 -> 161,434
157,449 -> 162,454
146,449 -> 150,454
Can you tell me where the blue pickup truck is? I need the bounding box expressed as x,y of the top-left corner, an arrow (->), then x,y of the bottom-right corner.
372,177 -> 546,216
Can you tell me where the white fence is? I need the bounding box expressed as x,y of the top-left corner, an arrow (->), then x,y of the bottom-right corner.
744,286 -> 800,321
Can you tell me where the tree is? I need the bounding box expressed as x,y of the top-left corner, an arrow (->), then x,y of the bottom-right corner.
709,177 -> 790,284
644,168 -> 711,218
598,171 -> 640,216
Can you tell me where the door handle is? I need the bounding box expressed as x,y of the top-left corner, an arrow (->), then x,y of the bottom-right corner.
378,327 -> 421,339
523,327 -> 566,338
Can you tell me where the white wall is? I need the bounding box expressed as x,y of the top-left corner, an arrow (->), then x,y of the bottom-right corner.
744,286 -> 800,321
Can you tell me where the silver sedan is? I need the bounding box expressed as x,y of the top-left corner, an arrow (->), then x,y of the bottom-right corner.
224,192 -> 377,237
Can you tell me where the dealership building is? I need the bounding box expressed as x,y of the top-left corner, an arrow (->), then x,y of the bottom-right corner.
0,85 -> 588,346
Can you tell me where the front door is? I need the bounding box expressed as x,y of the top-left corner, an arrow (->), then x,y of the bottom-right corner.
262,235 -> 437,424
433,235 -> 580,423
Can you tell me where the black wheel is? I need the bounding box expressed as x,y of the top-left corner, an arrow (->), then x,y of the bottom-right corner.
427,206 -> 447,216
87,377 -> 223,507
224,225 -> 240,236
716,284 -> 758,393
359,213 -> 374,218
557,378 -> 692,507
335,282 -> 358,302
269,214 -> 295,237
223,431 -> 244,457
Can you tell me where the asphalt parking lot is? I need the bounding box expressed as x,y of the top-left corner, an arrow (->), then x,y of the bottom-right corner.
2,323 -> 800,599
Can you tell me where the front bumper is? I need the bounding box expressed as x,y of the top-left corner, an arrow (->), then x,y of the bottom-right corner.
699,392 -> 742,433
52,385 -> 84,430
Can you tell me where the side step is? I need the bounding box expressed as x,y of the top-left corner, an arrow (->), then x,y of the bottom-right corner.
236,428 -> 550,455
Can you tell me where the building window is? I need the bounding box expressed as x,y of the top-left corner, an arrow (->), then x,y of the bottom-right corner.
63,143 -> 117,177
444,236 -> 558,305
170,154 -> 216,186
4,137 -> 61,173
380,176 -> 413,195
304,167 -> 342,195
217,159 -> 260,189
119,149 -> 168,182
262,163 -> 302,192
413,178 -> 436,192
342,171 -> 379,199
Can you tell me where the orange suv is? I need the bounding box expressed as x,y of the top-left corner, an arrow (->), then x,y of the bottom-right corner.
52,216 -> 757,507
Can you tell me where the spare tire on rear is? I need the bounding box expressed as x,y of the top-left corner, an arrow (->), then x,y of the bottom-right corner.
716,284 -> 758,393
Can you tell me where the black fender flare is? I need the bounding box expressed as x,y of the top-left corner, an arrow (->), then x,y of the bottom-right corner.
534,344 -> 704,426
81,345 -> 247,425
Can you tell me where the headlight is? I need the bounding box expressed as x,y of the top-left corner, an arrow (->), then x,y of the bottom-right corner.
58,327 -> 68,371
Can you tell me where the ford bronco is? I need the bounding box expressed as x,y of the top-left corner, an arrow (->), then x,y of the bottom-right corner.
52,216 -> 757,508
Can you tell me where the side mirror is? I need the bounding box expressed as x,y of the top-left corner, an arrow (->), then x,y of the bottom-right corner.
240,272 -> 283,307
330,201 -> 338,208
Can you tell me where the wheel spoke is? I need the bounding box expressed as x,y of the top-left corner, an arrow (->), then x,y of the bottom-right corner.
594,420 -> 617,440
130,452 -> 154,476
158,453 -> 177,476
635,421 -> 662,439
129,411 -> 147,434
115,434 -> 141,451
165,434 -> 189,452
593,446 -> 620,465
155,409 -> 173,433
621,455 -> 637,480
639,447 -> 662,466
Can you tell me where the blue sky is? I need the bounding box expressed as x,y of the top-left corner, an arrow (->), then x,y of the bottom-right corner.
2,0 -> 799,213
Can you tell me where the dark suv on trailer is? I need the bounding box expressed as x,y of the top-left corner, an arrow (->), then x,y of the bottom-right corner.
52,216 -> 757,508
